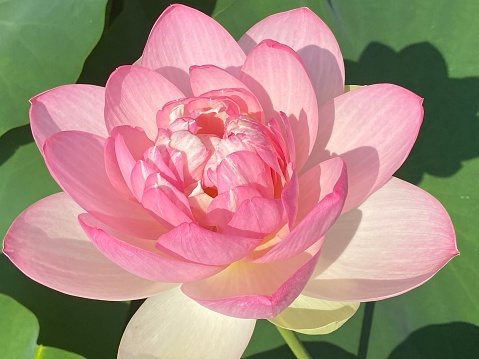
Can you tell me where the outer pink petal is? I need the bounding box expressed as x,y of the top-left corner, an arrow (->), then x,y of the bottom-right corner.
30,84 -> 107,153
141,4 -> 246,96
239,40 -> 318,171
104,65 -> 184,140
239,7 -> 344,107
79,214 -> 226,283
43,130 -> 165,239
303,177 -> 458,302
118,287 -> 255,359
303,84 -> 424,212
181,243 -> 321,319
255,158 -> 347,263
2,193 -> 174,300
156,222 -> 261,266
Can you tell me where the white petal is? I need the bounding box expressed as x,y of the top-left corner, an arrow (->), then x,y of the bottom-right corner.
119,287 -> 256,359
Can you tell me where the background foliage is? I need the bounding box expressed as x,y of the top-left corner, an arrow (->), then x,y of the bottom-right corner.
0,0 -> 477,358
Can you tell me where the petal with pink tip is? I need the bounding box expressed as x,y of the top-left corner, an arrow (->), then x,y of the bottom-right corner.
156,222 -> 261,265
181,243 -> 321,319
43,131 -> 164,239
255,158 -> 347,263
118,287 -> 255,359
303,177 -> 458,302
239,7 -> 344,106
239,40 -> 318,171
2,193 -> 174,300
141,5 -> 246,96
303,84 -> 423,212
79,214 -> 226,283
224,197 -> 285,239
269,295 -> 359,335
104,65 -> 184,140
30,84 -> 107,153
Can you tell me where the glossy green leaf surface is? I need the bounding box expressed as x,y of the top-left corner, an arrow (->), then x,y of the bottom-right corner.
0,293 -> 85,358
0,0 -> 108,135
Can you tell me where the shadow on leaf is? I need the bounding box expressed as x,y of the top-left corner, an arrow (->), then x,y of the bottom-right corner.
345,42 -> 479,184
388,322 -> 479,359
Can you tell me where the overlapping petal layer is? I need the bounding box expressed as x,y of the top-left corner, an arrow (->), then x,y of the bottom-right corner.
3,193 -> 174,300
118,287 -> 255,359
303,177 -> 458,301
4,4 -> 457,359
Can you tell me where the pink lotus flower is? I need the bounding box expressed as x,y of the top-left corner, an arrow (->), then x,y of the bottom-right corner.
3,4 -> 457,358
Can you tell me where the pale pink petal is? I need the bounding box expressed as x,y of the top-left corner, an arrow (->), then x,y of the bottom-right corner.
297,156 -> 347,223
239,7 -> 345,106
201,88 -> 264,122
30,84 -> 107,153
2,193 -> 174,300
269,294 -> 359,335
43,131 -> 165,239
303,177 -> 458,301
224,197 -> 285,238
156,222 -> 261,265
169,130 -> 210,186
226,118 -> 283,174
190,65 -> 248,96
206,186 -> 263,231
104,65 -> 184,140
130,160 -> 156,202
141,4 -> 246,96
79,214 -> 226,283
239,40 -> 318,171
181,243 -> 321,319
277,111 -> 296,165
302,84 -> 424,212
281,169 -> 299,229
104,126 -> 154,200
144,146 -> 184,190
141,173 -> 194,228
255,158 -> 347,263
216,151 -> 274,198
118,287 -> 255,359
104,136 -> 134,199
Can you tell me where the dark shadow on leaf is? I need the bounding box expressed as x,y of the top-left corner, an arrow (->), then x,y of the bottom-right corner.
388,322 -> 479,359
79,0 -> 217,86
345,42 -> 479,184
0,125 -> 33,167
247,342 -> 356,359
